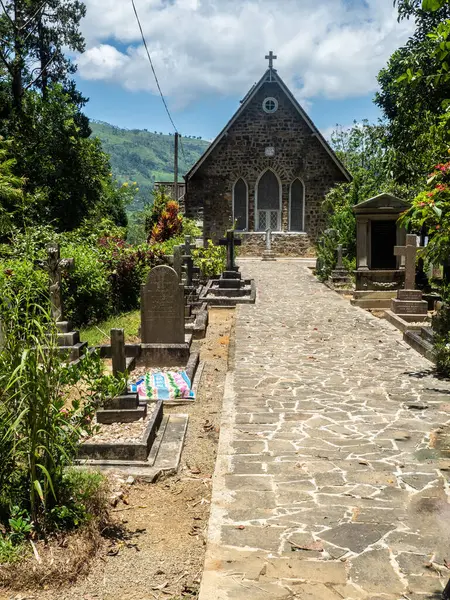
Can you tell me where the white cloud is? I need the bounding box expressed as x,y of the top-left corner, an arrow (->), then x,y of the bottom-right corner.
77,0 -> 415,108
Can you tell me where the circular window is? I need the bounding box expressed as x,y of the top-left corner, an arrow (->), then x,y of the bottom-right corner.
263,97 -> 278,114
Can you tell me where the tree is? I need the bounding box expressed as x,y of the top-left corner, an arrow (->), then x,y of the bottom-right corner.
0,0 -> 86,111
316,121 -> 410,279
375,1 -> 450,184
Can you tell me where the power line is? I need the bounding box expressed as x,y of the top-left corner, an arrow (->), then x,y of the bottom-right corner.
131,0 -> 178,133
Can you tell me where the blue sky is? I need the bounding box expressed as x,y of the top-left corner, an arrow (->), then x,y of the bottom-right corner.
76,0 -> 415,141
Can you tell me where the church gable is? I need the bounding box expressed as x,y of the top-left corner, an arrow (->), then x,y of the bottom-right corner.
184,56 -> 351,251
186,69 -> 350,182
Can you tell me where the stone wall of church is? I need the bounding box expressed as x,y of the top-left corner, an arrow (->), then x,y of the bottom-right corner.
184,78 -> 347,256
238,233 -> 315,257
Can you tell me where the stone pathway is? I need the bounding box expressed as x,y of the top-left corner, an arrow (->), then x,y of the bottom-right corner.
199,260 -> 450,600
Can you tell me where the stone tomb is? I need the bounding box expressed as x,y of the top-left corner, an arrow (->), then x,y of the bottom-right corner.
200,230 -> 256,306
352,193 -> 408,309
140,265 -> 191,366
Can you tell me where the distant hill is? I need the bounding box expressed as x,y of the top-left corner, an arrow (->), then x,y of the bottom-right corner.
90,120 -> 210,212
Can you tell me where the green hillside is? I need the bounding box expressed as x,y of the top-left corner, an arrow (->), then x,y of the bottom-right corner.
90,120 -> 210,212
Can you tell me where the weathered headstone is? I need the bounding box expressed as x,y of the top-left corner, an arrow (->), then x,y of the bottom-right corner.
394,234 -> 418,290
173,245 -> 183,281
262,228 -> 276,261
36,244 -> 74,324
336,244 -> 347,270
219,230 -> 241,272
140,266 -> 185,344
390,235 -> 428,318
329,243 -> 351,288
111,328 -> 126,377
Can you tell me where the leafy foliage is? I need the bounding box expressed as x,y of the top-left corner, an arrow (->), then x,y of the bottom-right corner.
193,241 -> 226,277
316,122 -> 408,279
0,278 -> 121,532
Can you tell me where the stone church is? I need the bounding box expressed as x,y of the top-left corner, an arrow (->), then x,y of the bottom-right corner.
183,53 -> 351,256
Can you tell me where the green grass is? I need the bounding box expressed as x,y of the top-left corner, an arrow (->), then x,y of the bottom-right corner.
0,537 -> 26,564
80,310 -> 140,346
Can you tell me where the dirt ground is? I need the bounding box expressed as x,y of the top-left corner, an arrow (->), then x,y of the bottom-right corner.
0,308 -> 235,600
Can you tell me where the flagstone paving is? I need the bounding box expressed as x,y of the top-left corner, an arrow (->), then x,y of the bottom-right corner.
199,260 -> 450,600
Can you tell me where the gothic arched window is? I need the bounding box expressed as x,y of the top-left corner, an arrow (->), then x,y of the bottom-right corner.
290,179 -> 305,231
256,170 -> 281,231
233,178 -> 248,231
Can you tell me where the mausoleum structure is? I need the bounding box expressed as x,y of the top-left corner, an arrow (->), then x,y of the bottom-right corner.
183,52 -> 351,257
352,193 -> 408,309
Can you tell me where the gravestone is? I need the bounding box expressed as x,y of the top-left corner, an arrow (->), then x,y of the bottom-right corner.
329,244 -> 352,287
140,266 -> 185,344
111,328 -> 126,377
390,235 -> 428,318
36,244 -> 74,326
219,230 -> 241,273
173,245 -> 183,281
262,228 -> 276,261
36,244 -> 87,361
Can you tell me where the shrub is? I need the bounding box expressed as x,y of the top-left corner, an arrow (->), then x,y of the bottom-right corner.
193,240 -> 226,277
61,242 -> 112,327
150,200 -> 183,243
50,469 -> 109,530
98,236 -> 163,313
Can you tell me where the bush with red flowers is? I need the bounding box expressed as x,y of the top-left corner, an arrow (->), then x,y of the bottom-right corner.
399,160 -> 450,263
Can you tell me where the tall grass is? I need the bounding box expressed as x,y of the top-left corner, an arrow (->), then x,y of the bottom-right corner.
0,277 -> 121,530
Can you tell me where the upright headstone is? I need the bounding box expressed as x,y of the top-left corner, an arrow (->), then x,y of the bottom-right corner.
390,235 -> 428,318
336,244 -> 347,271
219,230 -> 241,272
140,266 -> 185,344
111,328 -> 126,377
36,244 -> 74,325
329,243 -> 351,287
394,234 -> 418,290
173,245 -> 183,281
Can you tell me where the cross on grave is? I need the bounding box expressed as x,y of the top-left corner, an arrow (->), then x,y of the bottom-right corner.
265,51 -> 277,69
336,244 -> 347,270
183,254 -> 195,287
219,230 -> 242,272
394,234 -> 418,290
36,244 -> 74,323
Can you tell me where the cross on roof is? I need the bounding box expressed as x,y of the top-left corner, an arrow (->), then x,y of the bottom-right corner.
265,51 -> 277,69
394,234 -> 419,290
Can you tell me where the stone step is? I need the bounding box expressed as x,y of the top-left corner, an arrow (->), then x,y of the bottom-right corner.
58,341 -> 88,362
103,392 -> 139,410
404,330 -> 435,362
96,402 -> 147,424
209,287 -> 251,297
351,298 -> 392,309
391,299 -> 428,315
57,330 -> 80,346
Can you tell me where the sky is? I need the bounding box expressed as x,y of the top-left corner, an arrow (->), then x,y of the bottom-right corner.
74,0 -> 416,141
